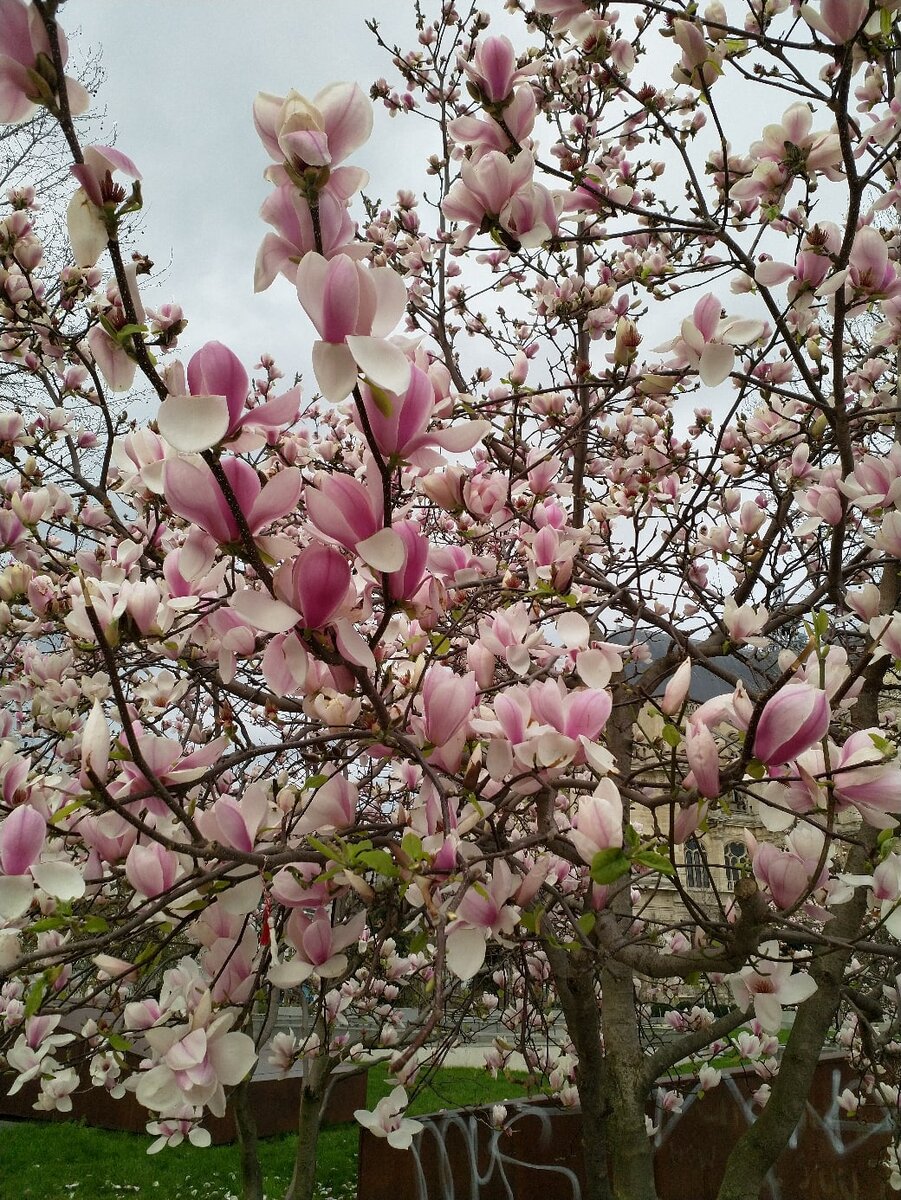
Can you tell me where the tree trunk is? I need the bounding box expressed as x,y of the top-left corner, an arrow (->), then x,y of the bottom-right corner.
715,827 -> 877,1200
601,957 -> 658,1200
546,941 -> 614,1200
231,1078 -> 265,1200
284,1053 -> 332,1200
600,694 -> 657,1200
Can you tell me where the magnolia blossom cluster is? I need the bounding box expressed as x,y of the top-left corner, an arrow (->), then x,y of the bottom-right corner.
1,2 -> 901,1192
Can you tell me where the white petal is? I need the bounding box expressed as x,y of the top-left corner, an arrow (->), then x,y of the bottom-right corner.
157,395 -> 230,454
556,611 -> 590,648
445,926 -> 488,980
231,588 -> 299,634
269,959 -> 314,987
209,1031 -> 257,1086
314,952 -> 349,979
219,876 -> 263,915
67,190 -> 108,267
346,336 -> 411,395
368,267 -> 408,336
575,649 -> 612,689
753,993 -> 783,1033
722,319 -> 765,346
312,341 -> 358,402
505,645 -> 531,676
0,875 -> 34,920
698,342 -> 735,387
357,527 -> 406,572
31,861 -> 86,902
779,970 -> 818,1005
334,620 -> 377,671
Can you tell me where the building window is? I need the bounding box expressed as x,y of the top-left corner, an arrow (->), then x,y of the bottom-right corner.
729,790 -> 750,815
684,837 -> 711,890
724,841 -> 749,890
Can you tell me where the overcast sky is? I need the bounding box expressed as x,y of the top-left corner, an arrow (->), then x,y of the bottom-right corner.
69,1 -> 436,375
58,2 -> 840,409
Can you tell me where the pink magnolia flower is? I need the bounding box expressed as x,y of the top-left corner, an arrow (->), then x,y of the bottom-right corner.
671,19 -> 725,90
751,825 -> 829,909
448,86 -> 536,158
273,541 -> 351,630
125,841 -> 180,899
421,664 -> 477,747
831,730 -> 901,827
305,467 -> 408,574
446,861 -> 520,979
442,150 -> 559,249
269,908 -> 366,987
108,731 -> 229,816
656,293 -> 765,387
254,84 -> 372,173
526,677 -> 612,768
0,802 -> 44,876
459,35 -> 536,104
255,184 -> 355,291
387,520 -> 429,603
685,717 -> 720,798
157,341 -> 300,454
754,683 -> 830,767
354,365 -> 488,466
163,456 -> 301,545
800,0 -> 868,44
0,0 -> 89,124
722,597 -> 769,647
569,779 -> 623,864
354,1086 -> 424,1150
296,252 -> 410,402
294,772 -> 358,837
0,804 -> 85,919
67,146 -> 142,267
661,660 -> 692,715
732,104 -> 842,206
197,784 -> 273,854
137,1011 -> 257,1117
728,942 -> 817,1032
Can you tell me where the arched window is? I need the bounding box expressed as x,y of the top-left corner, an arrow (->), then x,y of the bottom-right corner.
724,841 -> 749,890
684,837 -> 711,890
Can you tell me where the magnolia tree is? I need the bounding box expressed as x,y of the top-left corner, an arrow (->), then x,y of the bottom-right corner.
2,0 -> 901,1198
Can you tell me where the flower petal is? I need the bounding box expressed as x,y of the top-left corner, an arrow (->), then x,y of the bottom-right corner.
346,336 -> 411,396
157,395 -> 230,454
356,527 -> 406,572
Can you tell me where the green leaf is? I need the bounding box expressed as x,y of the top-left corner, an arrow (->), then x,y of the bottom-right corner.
745,759 -> 765,780
576,912 -> 596,937
306,836 -> 347,866
662,723 -> 681,749
519,909 -> 541,934
81,916 -> 109,934
633,850 -> 676,877
401,832 -> 424,863
812,610 -> 829,640
49,798 -> 85,825
624,824 -> 641,852
356,849 -> 397,877
106,1033 -> 134,1054
869,732 -> 892,756
28,917 -> 65,933
590,848 -> 631,886
24,974 -> 49,1020
305,775 -> 328,789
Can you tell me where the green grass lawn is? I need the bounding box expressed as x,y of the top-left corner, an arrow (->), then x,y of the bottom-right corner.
0,1066 -> 529,1200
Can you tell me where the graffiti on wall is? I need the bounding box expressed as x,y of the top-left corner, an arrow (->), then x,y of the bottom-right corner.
358,1058 -> 896,1200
